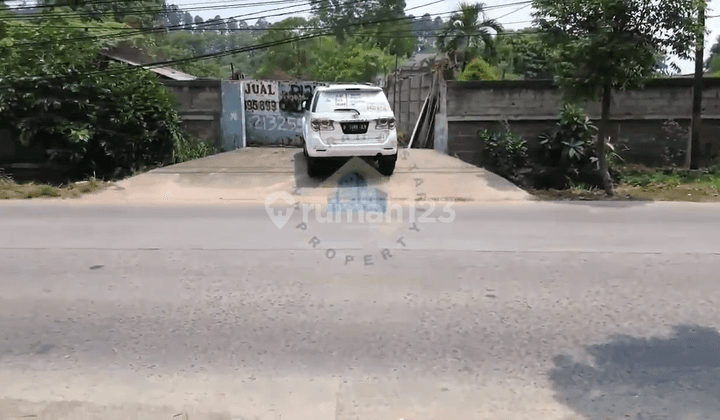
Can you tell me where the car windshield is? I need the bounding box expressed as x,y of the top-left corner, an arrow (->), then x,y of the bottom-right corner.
314,90 -> 391,113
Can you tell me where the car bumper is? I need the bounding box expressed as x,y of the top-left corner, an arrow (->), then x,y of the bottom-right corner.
304,131 -> 398,158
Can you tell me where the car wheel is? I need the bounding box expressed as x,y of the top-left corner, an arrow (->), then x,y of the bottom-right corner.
378,154 -> 397,176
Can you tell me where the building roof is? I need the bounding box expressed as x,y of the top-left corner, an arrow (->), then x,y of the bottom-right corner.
100,52 -> 198,81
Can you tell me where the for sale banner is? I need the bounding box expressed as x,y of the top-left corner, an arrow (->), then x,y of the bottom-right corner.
243,80 -> 324,147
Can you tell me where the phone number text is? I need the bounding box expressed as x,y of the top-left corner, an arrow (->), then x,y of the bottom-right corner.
248,115 -> 302,133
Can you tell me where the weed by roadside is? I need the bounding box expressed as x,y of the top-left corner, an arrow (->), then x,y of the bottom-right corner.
0,173 -> 108,199
528,164 -> 720,202
612,165 -> 720,202
172,134 -> 217,164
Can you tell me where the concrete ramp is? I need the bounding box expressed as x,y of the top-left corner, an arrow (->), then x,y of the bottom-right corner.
77,148 -> 533,205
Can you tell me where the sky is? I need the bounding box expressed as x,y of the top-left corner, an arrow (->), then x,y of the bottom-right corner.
171,0 -> 720,75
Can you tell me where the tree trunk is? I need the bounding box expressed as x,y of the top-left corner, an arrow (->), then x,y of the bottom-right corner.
686,1 -> 705,169
598,85 -> 614,196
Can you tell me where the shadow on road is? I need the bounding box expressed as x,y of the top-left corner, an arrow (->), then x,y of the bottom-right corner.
293,151 -> 380,188
474,171 -> 531,193
550,324 -> 720,419
292,151 -> 325,188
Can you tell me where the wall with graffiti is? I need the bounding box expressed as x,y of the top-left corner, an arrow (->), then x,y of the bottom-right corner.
240,79 -> 326,147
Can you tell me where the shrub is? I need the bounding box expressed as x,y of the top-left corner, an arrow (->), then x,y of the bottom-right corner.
458,58 -> 500,81
538,103 -> 597,168
659,119 -> 687,167
478,123 -> 528,181
0,9 -> 185,181
4,67 -> 184,180
173,134 -> 217,164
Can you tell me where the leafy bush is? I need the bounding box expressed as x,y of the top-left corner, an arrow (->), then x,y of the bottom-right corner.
659,119 -> 687,166
173,134 -> 217,164
0,8 -> 185,180
531,104 -> 628,189
538,103 -> 597,168
457,57 -> 500,81
478,123 -> 528,181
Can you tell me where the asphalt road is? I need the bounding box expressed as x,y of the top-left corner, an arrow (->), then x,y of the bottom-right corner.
1,201 -> 720,420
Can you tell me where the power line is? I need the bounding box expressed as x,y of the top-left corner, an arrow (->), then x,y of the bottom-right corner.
0,0 -> 453,83
0,29 -> 334,88
9,0 -> 296,10
1,0 -> 529,22
0,0 -> 350,48
493,3 -> 531,21
1,0 -> 529,50
0,0 -> 538,85
0,0 -> 472,49
0,0 -> 309,20
0,24 -> 548,89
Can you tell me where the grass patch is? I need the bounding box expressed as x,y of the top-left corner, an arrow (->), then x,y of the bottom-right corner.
527,164 -> 720,202
173,134 -> 217,164
614,164 -> 720,202
0,174 -> 109,200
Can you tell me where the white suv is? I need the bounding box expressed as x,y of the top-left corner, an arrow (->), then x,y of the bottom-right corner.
301,84 -> 398,177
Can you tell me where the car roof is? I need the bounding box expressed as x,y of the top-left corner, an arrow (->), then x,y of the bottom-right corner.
316,84 -> 383,93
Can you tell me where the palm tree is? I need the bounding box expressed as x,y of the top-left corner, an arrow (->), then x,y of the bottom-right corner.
437,2 -> 503,72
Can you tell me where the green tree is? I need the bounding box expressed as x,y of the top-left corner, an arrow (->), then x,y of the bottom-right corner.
160,1 -> 183,29
35,0 -> 165,26
438,2 -> 502,72
252,17 -> 395,82
255,17 -> 317,79
0,8 -> 185,179
255,18 -> 269,29
193,15 -> 204,34
495,29 -> 553,80
706,35 -> 720,75
413,13 -> 444,53
182,11 -> 193,30
457,57 -> 499,80
309,0 -> 416,57
206,14 -> 226,34
532,0 -> 702,195
309,36 -> 396,82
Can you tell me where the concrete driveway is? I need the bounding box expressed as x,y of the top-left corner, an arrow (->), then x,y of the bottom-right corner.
71,147 -> 532,205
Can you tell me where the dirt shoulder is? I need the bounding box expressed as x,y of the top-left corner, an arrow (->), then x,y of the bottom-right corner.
529,184 -> 720,202
0,177 -> 110,200
527,165 -> 720,203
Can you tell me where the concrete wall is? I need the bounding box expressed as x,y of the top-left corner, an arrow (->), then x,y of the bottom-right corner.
161,79 -> 223,149
445,78 -> 720,167
385,69 -> 435,137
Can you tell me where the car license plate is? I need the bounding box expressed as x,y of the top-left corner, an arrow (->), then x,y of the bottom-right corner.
341,122 -> 369,134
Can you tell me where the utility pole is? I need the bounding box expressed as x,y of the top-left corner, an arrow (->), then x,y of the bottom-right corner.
393,54 -> 399,118
687,0 -> 705,169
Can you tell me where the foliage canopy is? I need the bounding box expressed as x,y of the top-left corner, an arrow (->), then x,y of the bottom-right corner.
0,7 -> 185,180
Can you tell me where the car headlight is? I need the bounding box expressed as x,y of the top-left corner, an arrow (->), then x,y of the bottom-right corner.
311,119 -> 335,131
375,117 -> 396,130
